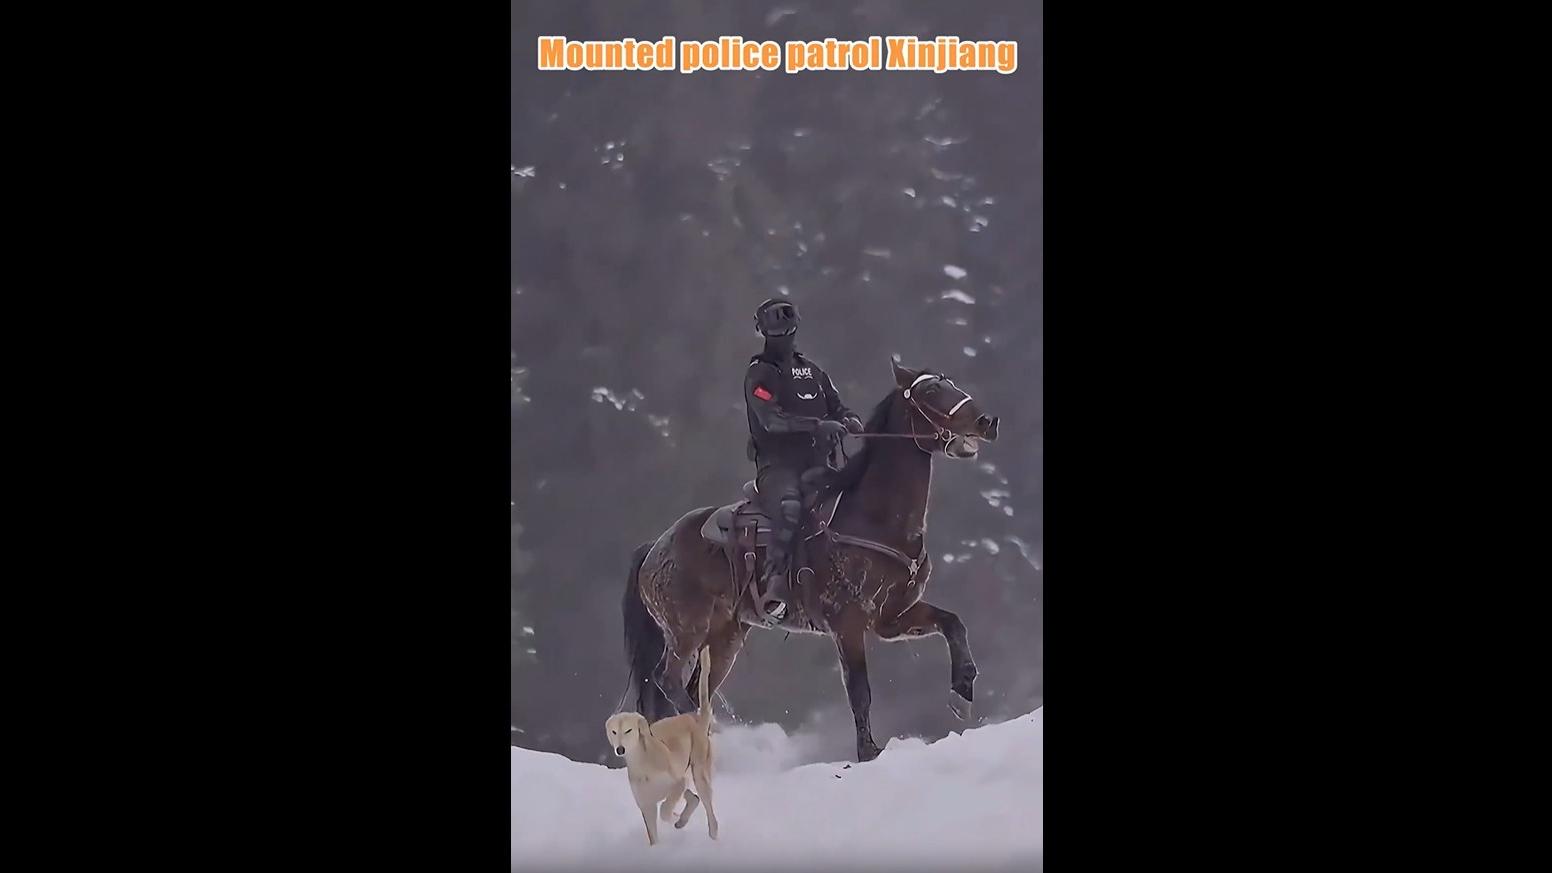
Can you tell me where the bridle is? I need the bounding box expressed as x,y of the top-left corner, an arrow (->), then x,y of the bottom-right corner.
904,372 -> 975,454
850,372 -> 975,455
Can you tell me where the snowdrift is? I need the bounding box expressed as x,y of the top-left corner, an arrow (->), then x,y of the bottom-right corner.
512,708 -> 1042,873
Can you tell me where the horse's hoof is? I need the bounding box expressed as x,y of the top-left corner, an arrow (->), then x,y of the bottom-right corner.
858,743 -> 882,763
949,689 -> 974,721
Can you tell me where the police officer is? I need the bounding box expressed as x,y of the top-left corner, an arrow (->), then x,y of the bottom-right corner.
744,299 -> 864,622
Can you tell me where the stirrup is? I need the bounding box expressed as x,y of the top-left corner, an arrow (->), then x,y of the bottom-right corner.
758,576 -> 788,623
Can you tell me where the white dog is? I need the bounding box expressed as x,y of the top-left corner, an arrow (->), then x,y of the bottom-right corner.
604,646 -> 718,845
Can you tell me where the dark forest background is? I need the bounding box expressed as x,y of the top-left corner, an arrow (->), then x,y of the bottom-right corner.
513,0 -> 1041,765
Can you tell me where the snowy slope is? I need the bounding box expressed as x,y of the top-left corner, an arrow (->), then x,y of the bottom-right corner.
512,708 -> 1042,873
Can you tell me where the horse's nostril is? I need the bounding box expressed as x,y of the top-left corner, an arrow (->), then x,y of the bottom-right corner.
977,415 -> 991,430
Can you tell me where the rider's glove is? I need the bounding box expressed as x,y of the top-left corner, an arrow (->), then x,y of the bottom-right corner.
816,419 -> 847,441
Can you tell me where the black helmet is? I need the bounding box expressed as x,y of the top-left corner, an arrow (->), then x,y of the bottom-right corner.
755,298 -> 799,337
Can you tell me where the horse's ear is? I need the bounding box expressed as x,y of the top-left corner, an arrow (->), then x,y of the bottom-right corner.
890,358 -> 917,388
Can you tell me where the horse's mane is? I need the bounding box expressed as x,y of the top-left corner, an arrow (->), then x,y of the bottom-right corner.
829,389 -> 898,494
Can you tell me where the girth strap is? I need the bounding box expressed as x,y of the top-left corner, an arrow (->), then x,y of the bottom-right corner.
826,531 -> 923,580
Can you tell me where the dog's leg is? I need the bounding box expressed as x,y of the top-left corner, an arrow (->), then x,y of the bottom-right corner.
673,788 -> 700,829
659,777 -> 686,821
689,742 -> 718,839
631,783 -> 660,846
638,798 -> 660,846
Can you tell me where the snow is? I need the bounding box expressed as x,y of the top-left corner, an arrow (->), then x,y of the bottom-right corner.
943,265 -> 968,279
590,387 -> 641,411
512,709 -> 1043,872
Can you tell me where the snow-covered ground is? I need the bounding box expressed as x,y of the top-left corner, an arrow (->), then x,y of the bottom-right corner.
512,708 -> 1042,872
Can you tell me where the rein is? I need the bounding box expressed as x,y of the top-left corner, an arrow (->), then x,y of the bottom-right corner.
842,376 -> 968,453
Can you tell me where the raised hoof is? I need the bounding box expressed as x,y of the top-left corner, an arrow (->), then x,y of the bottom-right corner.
949,689 -> 974,721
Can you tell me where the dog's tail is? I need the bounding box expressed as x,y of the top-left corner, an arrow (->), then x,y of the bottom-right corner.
697,645 -> 712,724
622,541 -> 671,719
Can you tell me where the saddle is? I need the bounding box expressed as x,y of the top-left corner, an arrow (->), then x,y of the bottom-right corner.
700,478 -> 841,547
700,477 -> 843,618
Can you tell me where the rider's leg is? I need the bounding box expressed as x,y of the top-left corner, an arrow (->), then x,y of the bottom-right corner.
755,466 -> 802,621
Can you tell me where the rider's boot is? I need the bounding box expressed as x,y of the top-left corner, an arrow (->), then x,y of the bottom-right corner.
758,540 -> 791,625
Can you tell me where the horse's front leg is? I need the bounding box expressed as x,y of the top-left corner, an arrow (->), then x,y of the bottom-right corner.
833,609 -> 882,762
876,600 -> 978,721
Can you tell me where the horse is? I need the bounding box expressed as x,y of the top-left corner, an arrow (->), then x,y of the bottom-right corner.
620,359 -> 1001,762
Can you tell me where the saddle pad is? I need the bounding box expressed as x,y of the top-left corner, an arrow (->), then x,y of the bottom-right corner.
700,501 -> 770,547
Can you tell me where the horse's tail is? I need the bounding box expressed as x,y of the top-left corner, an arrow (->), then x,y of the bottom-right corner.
622,541 -> 670,719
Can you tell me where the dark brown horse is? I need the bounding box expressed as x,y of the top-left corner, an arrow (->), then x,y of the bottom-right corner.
621,360 -> 1001,762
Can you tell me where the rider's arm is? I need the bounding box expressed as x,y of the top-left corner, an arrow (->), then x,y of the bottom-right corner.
746,362 -> 824,434
819,367 -> 863,433
818,368 -> 855,422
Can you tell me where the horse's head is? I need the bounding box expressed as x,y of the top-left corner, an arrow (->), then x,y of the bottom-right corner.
891,360 -> 1001,459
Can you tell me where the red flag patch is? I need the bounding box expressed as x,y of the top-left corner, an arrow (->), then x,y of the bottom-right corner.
753,385 -> 773,401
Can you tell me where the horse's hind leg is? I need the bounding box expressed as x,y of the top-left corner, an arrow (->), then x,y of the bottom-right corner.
876,600 -> 978,721
645,543 -> 717,714
656,606 -> 713,715
701,618 -> 749,702
656,643 -> 701,716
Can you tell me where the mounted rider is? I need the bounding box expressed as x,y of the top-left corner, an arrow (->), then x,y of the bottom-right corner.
744,298 -> 864,623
